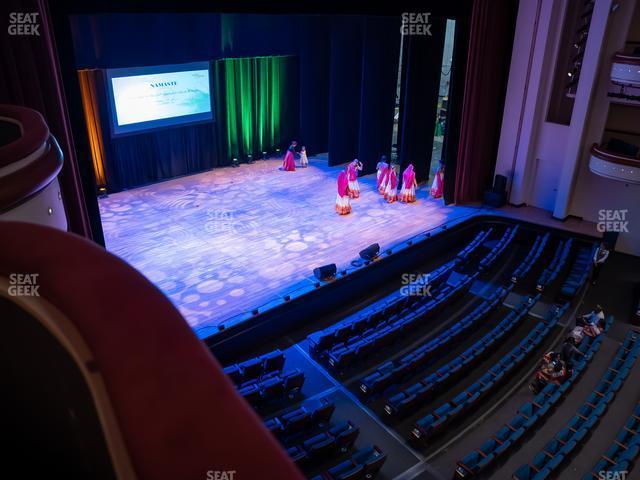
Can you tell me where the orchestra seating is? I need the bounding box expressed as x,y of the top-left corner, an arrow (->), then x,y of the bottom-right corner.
513,330 -> 639,480
582,401 -> 640,479
308,445 -> 387,480
559,245 -> 597,299
454,316 -> 616,478
412,303 -> 568,440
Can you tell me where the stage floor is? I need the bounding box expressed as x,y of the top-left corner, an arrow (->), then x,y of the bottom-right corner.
98,157 -> 596,337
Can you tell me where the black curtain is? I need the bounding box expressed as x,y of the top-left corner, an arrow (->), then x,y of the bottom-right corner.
357,17 -> 401,175
397,18 -> 446,183
298,16 -> 330,155
327,16 -> 364,166
443,13 -> 470,204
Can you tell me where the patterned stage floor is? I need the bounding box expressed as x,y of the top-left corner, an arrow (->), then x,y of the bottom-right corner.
98,157 -> 493,336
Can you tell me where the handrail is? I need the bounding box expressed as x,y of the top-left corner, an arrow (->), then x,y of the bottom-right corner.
591,143 -> 640,168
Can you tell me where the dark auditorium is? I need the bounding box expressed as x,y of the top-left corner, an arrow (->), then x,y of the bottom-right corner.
2,1 -> 640,479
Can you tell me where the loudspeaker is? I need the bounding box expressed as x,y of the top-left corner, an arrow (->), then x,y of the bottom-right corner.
359,243 -> 380,261
493,174 -> 507,193
313,264 -> 337,280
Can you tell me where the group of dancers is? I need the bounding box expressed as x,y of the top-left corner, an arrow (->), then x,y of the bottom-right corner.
279,141 -> 445,216
336,156 -> 445,215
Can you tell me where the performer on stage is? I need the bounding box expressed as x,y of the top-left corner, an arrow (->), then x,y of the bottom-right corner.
399,164 -> 417,203
300,146 -> 309,168
384,164 -> 398,203
430,162 -> 444,198
347,159 -> 363,198
281,140 -> 297,171
377,156 -> 389,194
336,171 -> 352,215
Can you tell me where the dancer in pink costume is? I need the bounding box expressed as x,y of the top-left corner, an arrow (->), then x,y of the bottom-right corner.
281,141 -> 297,171
347,159 -> 363,198
376,156 -> 389,194
384,164 -> 398,203
335,171 -> 352,215
399,164 -> 417,203
430,162 -> 444,198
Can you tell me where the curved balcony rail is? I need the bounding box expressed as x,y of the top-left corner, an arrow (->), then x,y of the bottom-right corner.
589,143 -> 640,184
609,51 -> 640,105
0,105 -> 66,229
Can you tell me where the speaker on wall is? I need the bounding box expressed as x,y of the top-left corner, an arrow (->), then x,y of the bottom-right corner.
359,243 -> 380,261
313,264 -> 337,281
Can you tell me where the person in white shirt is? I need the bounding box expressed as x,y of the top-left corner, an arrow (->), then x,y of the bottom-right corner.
592,243 -> 609,285
577,304 -> 605,336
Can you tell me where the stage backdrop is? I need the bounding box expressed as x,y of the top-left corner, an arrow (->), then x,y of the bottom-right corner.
82,55 -> 299,193
214,55 -> 299,163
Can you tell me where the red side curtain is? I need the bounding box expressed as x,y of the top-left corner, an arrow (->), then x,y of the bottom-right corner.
0,0 -> 92,238
453,0 -> 518,203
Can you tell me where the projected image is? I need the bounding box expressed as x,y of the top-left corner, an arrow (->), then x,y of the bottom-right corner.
107,62 -> 213,135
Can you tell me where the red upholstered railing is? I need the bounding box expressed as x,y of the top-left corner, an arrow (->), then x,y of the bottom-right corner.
0,222 -> 304,480
0,105 -> 63,213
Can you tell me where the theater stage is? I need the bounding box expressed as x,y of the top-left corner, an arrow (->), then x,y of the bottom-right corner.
98,156 -> 596,338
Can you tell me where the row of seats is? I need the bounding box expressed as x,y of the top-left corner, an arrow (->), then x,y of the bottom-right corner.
306,226 -> 507,357
384,294 -> 540,417
307,261 -> 455,355
359,286 -> 512,396
237,368 -> 305,406
559,245 -> 597,299
454,316 -> 615,479
478,225 -> 519,271
583,401 -> 640,479
536,239 -> 573,291
455,228 -> 493,265
309,445 -> 387,480
513,329 -> 640,480
511,233 -> 550,284
320,274 -> 476,370
412,303 -> 567,441
286,420 -> 360,466
264,398 -> 336,440
223,349 -> 285,385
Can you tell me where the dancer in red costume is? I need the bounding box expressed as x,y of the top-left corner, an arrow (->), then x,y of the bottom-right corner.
430,162 -> 444,198
281,141 -> 297,171
377,156 -> 389,194
384,164 -> 398,203
335,171 -> 352,215
347,159 -> 363,198
399,164 -> 417,203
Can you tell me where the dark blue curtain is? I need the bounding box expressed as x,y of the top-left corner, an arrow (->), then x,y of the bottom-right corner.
298,16 -> 330,155
397,18 -> 446,183
357,17 -> 401,175
327,16 -> 364,166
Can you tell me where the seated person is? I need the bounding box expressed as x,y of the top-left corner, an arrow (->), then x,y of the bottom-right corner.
577,304 -> 604,336
560,337 -> 584,370
529,351 -> 568,394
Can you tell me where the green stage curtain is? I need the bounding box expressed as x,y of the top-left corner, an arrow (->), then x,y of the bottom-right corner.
214,55 -> 298,163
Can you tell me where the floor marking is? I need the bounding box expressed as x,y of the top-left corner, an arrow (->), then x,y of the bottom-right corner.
293,344 -> 426,463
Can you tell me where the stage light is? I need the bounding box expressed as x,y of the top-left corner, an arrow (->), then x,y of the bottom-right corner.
232,157 -> 239,168
247,154 -> 254,164
252,309 -> 259,316
284,295 -> 291,302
